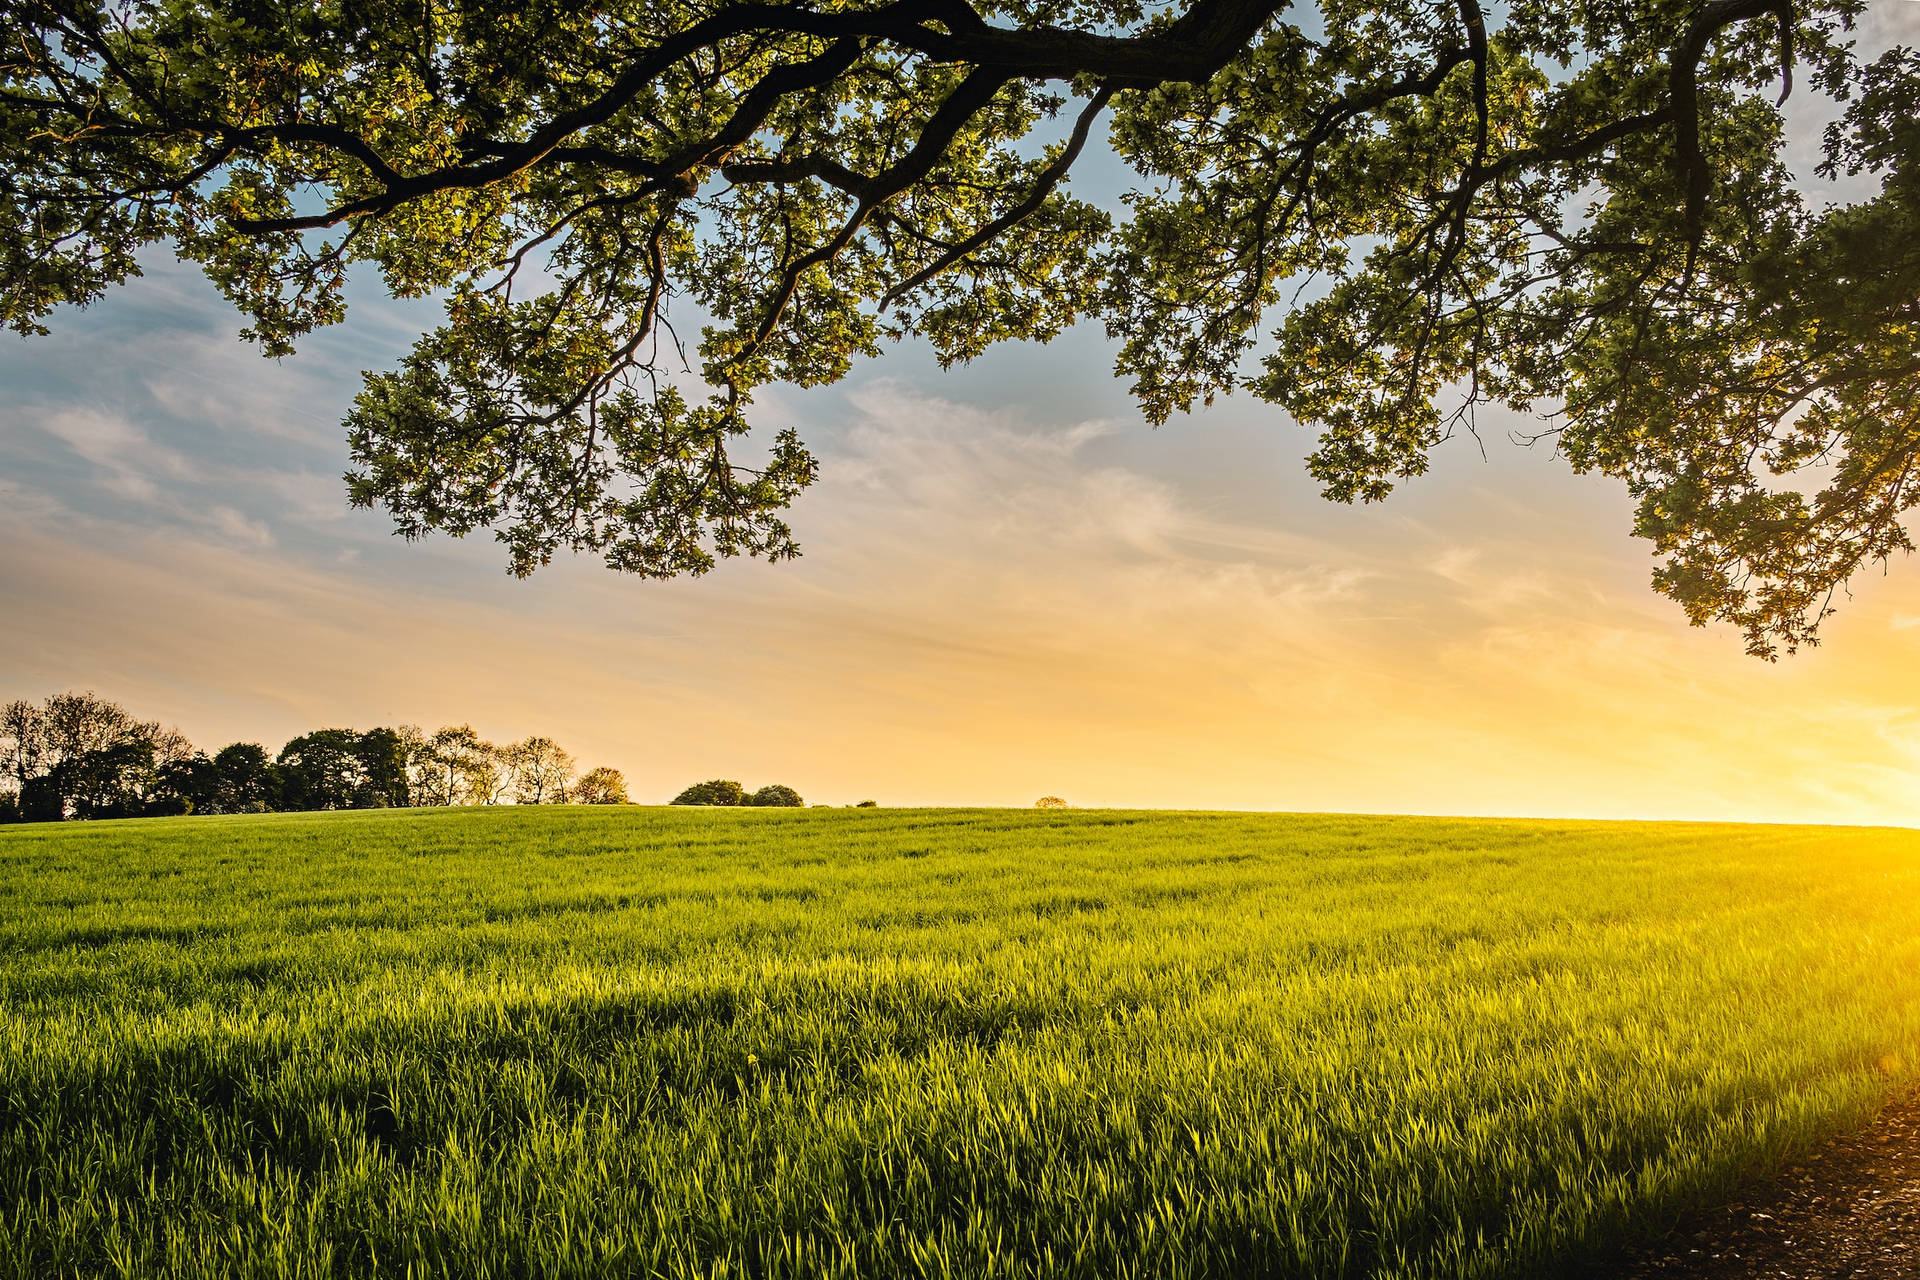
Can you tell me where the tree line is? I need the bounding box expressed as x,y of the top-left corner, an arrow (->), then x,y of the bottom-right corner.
0,691 -> 627,822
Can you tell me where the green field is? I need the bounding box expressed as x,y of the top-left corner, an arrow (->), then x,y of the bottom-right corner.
2,807 -> 1918,1279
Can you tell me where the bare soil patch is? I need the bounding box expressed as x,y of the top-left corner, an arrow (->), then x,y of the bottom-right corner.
1613,1091 -> 1920,1279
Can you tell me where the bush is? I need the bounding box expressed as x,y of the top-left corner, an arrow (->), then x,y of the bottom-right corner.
748,784 -> 804,807
855,799 -> 878,808
574,766 -> 628,805
672,779 -> 745,806
1035,796 -> 1069,809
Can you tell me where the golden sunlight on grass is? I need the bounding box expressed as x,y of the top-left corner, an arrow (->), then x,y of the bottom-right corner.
2,806 -> 1917,1278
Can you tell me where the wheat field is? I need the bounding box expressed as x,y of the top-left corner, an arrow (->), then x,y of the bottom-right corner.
2,806 -> 1917,1278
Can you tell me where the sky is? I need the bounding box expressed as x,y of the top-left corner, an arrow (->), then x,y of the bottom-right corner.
5,5 -> 1920,825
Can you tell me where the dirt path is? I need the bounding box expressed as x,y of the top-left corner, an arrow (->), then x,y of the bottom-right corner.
1611,1091 -> 1920,1278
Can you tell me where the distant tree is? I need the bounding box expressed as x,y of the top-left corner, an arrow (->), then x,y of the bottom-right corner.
154,752 -> 222,816
1,699 -> 45,797
855,800 -> 878,809
395,724 -> 440,804
147,725 -> 195,771
276,730 -> 366,811
212,743 -> 277,813
422,725 -> 467,805
748,784 -> 804,808
64,737 -> 158,820
4,692 -> 135,816
411,725 -> 461,806
422,724 -> 499,805
507,736 -> 575,804
496,739 -> 528,793
41,692 -> 143,769
467,740 -> 513,805
672,780 -> 745,807
134,725 -> 198,814
1035,796 -> 1070,809
572,767 -> 628,805
355,728 -> 413,808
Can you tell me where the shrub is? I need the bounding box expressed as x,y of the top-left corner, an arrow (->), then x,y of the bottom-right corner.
855,799 -> 878,808
574,767 -> 628,805
672,779 -> 745,806
1035,796 -> 1069,809
748,784 -> 804,808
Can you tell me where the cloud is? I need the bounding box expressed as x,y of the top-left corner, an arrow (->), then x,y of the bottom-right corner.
32,407 -> 186,502
202,506 -> 275,549
807,382 -> 1379,622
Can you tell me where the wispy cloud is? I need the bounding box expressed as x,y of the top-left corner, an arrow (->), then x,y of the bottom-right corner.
33,407 -> 184,502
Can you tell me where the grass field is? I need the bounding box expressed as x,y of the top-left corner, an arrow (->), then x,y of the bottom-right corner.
2,807 -> 1918,1279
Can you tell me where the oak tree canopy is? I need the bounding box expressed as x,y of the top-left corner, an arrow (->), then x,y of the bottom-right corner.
4,0 -> 1915,655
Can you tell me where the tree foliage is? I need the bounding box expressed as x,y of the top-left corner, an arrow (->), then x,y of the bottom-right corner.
3,1 -> 1915,653
507,735 -> 577,803
573,766 -> 630,804
276,729 -> 372,811
415,724 -> 494,806
748,783 -> 805,807
63,737 -> 161,819
211,743 -> 277,812
672,779 -> 747,806
357,726 -> 415,807
2,692 -> 193,820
